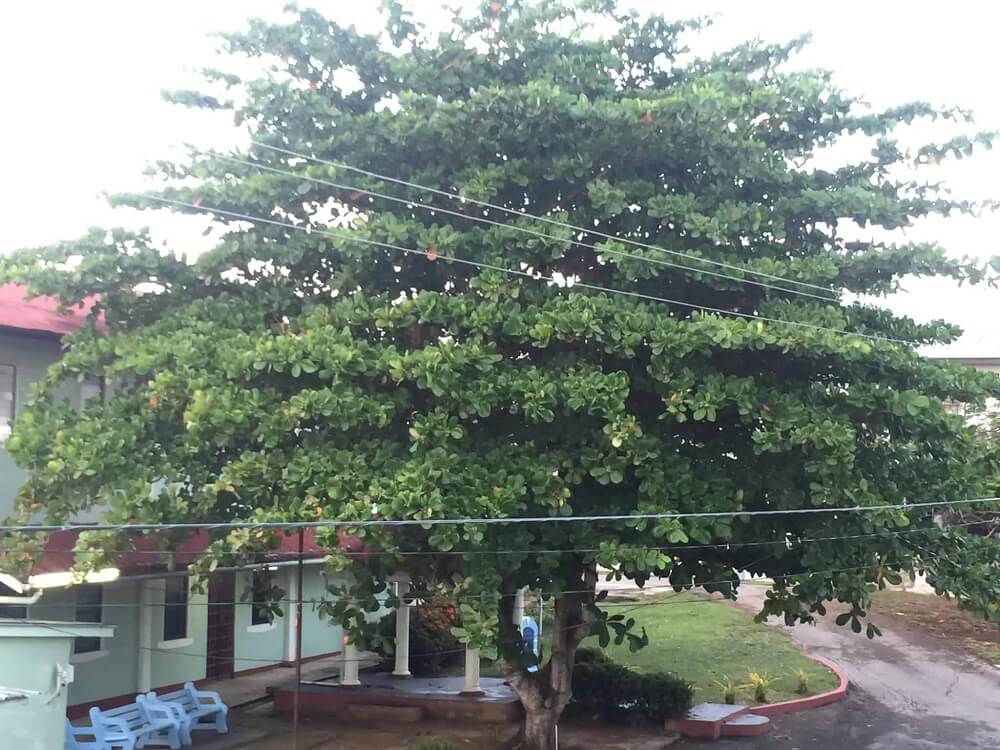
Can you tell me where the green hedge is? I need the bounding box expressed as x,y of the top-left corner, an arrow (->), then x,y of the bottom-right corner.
571,648 -> 693,723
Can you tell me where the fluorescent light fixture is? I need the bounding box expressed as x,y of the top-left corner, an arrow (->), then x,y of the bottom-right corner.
28,567 -> 121,590
0,573 -> 25,595
266,565 -> 279,571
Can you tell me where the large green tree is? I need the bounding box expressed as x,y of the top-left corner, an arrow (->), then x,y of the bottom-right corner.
3,2 -> 1000,747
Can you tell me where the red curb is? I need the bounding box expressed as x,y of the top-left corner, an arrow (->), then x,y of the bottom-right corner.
751,654 -> 849,717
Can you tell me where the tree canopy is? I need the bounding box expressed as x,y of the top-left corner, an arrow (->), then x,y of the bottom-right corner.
3,2 -> 999,747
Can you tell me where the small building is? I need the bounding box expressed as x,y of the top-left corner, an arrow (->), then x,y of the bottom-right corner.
0,284 -> 500,726
0,285 -> 345,716
0,618 -> 113,750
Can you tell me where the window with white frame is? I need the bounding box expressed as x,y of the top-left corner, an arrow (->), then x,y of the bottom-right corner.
0,364 -> 14,443
74,584 -> 103,654
163,576 -> 189,642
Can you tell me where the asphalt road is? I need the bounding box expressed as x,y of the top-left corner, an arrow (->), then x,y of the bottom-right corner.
673,585 -> 1000,750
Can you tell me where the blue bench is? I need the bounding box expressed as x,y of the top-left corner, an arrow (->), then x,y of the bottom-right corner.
65,719 -> 102,750
89,699 -> 182,750
141,682 -> 228,745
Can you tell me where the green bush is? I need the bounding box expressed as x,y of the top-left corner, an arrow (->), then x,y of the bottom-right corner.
571,655 -> 693,724
409,741 -> 461,750
574,646 -> 613,665
374,599 -> 463,676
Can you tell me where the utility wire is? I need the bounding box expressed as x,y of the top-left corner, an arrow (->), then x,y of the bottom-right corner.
18,558 -> 927,612
138,194 -> 909,345
39,519 -> 981,558
202,149 -> 838,304
249,140 -> 840,299
4,496 -> 996,533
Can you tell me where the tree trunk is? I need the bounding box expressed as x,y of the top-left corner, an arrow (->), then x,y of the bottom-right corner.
501,567 -> 597,750
520,695 -> 559,750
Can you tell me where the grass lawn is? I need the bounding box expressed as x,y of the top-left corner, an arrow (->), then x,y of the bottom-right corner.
477,591 -> 838,704
587,592 -> 838,703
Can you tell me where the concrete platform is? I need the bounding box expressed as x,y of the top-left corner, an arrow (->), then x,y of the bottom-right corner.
269,672 -> 523,724
669,702 -> 772,740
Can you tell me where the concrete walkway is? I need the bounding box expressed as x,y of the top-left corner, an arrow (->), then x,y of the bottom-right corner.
685,585 -> 1000,749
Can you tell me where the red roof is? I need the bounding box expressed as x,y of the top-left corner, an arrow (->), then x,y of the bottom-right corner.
30,528 -> 332,577
0,284 -> 104,337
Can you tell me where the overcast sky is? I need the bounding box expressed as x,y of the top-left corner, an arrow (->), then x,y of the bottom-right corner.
1,1 -> 997,354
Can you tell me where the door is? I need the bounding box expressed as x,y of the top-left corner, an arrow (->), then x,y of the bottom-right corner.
205,571 -> 236,680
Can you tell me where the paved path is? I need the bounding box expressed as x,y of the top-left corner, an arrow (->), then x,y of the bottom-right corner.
675,585 -> 1000,749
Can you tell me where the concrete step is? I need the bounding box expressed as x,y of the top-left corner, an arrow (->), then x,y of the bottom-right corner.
669,702 -> 751,739
721,713 -> 771,737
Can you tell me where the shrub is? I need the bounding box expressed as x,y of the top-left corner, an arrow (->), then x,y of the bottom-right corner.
409,742 -> 460,750
714,675 -> 739,704
743,672 -> 771,703
374,598 -> 463,676
571,656 -> 693,724
574,646 -> 612,665
635,670 -> 696,722
795,669 -> 810,696
410,741 -> 461,750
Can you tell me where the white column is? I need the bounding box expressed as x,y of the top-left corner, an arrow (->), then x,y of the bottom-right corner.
284,567 -> 301,664
392,578 -> 411,678
512,588 -> 526,628
340,636 -> 361,686
136,580 -> 155,693
461,647 -> 483,695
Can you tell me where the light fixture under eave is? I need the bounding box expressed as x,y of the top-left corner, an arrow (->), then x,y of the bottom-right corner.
0,573 -> 26,595
27,567 -> 121,590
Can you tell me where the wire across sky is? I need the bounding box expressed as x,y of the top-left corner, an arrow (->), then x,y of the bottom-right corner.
2,496 -> 996,533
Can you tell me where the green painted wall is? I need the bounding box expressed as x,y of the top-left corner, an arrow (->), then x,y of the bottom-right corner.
14,569 -> 356,710
28,576 -> 208,705
148,577 -> 208,689
300,566 -> 343,658
233,570 -> 285,673
29,580 -> 141,705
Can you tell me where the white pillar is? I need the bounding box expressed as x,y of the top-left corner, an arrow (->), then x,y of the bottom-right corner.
392,578 -> 411,678
461,647 -> 483,695
340,636 -> 361,686
284,567 -> 301,664
136,580 -> 155,693
512,588 -> 526,628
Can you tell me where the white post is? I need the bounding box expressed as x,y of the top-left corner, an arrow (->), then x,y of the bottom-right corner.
136,580 -> 155,692
340,636 -> 361,686
512,587 -> 526,628
461,647 -> 483,695
392,578 -> 411,678
284,566 -> 301,664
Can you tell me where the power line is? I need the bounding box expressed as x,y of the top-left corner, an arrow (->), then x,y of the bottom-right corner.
18,559 -> 927,612
41,518 -> 981,558
139,194 -> 909,344
249,140 -> 841,299
4,496 -> 995,533
203,149 -> 838,304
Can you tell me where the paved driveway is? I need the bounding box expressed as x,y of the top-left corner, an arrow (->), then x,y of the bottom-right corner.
674,586 -> 1000,749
